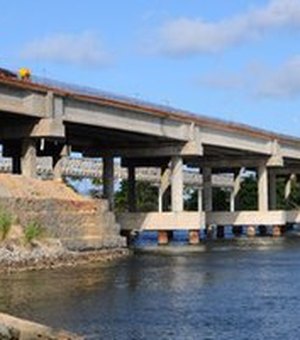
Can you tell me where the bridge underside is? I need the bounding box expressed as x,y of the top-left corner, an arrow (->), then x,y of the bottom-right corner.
1,77 -> 300,244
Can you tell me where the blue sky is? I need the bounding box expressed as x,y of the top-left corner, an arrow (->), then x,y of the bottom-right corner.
2,0 -> 300,136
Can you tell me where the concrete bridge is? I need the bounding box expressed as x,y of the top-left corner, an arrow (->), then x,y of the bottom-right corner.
1,71 -> 300,244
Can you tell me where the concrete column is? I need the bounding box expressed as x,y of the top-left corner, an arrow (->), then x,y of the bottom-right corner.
198,186 -> 203,212
258,165 -> 268,212
21,139 -> 37,178
285,174 -> 296,201
103,156 -> 114,210
230,190 -> 235,212
128,165 -> 136,212
158,165 -> 170,212
269,171 -> 277,210
171,156 -> 183,212
231,169 -> 242,212
203,167 -> 212,212
53,145 -> 69,180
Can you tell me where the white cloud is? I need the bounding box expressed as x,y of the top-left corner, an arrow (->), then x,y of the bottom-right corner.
156,0 -> 300,56
258,56 -> 300,98
21,32 -> 112,67
196,56 -> 300,100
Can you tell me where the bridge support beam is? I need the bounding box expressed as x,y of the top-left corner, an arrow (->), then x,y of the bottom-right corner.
53,145 -> 70,180
171,156 -> 183,212
21,139 -> 37,178
103,156 -> 114,210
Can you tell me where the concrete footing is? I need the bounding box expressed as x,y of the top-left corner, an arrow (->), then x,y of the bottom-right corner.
158,231 -> 172,245
189,230 -> 200,245
272,225 -> 282,237
247,226 -> 256,237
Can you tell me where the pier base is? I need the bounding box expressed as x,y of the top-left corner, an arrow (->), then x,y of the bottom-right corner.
272,225 -> 282,237
247,226 -> 256,237
158,231 -> 171,245
189,230 -> 200,245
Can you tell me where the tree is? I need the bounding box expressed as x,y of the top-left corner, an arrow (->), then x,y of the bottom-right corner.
114,180 -> 158,212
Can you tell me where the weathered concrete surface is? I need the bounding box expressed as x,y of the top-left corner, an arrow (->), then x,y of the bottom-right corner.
0,312 -> 82,339
0,175 -> 126,251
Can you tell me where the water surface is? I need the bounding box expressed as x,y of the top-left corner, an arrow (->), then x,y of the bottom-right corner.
0,240 -> 300,339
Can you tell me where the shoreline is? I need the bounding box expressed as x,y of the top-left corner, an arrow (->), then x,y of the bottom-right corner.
0,246 -> 130,274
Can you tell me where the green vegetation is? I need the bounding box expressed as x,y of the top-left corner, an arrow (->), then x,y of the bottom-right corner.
0,209 -> 13,241
114,180 -> 158,212
24,221 -> 45,243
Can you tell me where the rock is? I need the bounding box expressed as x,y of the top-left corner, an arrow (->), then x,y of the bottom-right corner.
0,323 -> 20,339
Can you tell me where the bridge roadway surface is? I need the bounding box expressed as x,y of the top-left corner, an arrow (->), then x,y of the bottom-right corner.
1,72 -> 300,237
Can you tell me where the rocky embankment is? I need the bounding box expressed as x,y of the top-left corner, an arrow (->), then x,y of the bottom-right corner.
0,312 -> 82,339
0,239 -> 129,273
0,174 -> 129,272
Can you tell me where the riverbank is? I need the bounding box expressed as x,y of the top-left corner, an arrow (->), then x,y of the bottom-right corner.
0,239 -> 130,274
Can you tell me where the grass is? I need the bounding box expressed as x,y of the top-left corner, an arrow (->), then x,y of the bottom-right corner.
0,210 -> 13,241
24,221 -> 45,244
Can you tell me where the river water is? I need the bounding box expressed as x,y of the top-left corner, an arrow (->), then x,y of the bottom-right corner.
1,239 -> 300,339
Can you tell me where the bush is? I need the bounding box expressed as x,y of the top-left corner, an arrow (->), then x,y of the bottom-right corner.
0,210 -> 13,241
24,221 -> 44,243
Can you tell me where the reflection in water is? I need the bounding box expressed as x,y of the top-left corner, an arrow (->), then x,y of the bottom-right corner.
1,241 -> 300,339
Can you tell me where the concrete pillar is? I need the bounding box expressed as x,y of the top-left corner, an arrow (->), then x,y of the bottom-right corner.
203,167 -> 212,212
285,174 -> 296,201
158,231 -> 170,245
128,165 -> 136,212
198,186 -> 203,212
231,169 -> 242,212
247,225 -> 256,237
171,156 -> 183,212
53,145 -> 69,180
217,225 -> 225,239
158,165 -> 170,212
258,165 -> 268,212
21,139 -> 37,178
103,156 -> 114,210
230,190 -> 235,212
269,171 -> 277,210
189,230 -> 200,245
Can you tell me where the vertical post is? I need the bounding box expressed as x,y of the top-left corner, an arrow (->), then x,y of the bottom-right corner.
203,167 -> 212,212
21,139 -> 37,178
53,145 -> 69,180
258,164 -> 268,212
171,156 -> 183,212
128,165 -> 136,212
230,189 -> 235,212
103,156 -> 114,211
285,174 -> 296,201
198,186 -> 203,212
159,165 -> 170,212
269,171 -> 277,210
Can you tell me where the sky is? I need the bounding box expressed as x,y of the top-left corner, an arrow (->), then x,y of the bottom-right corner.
2,0 -> 300,137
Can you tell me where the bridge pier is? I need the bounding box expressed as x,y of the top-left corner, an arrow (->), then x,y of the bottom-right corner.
158,230 -> 172,245
103,156 -> 114,210
128,165 -> 136,212
171,156 -> 183,212
189,230 -> 200,245
21,139 -> 37,178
